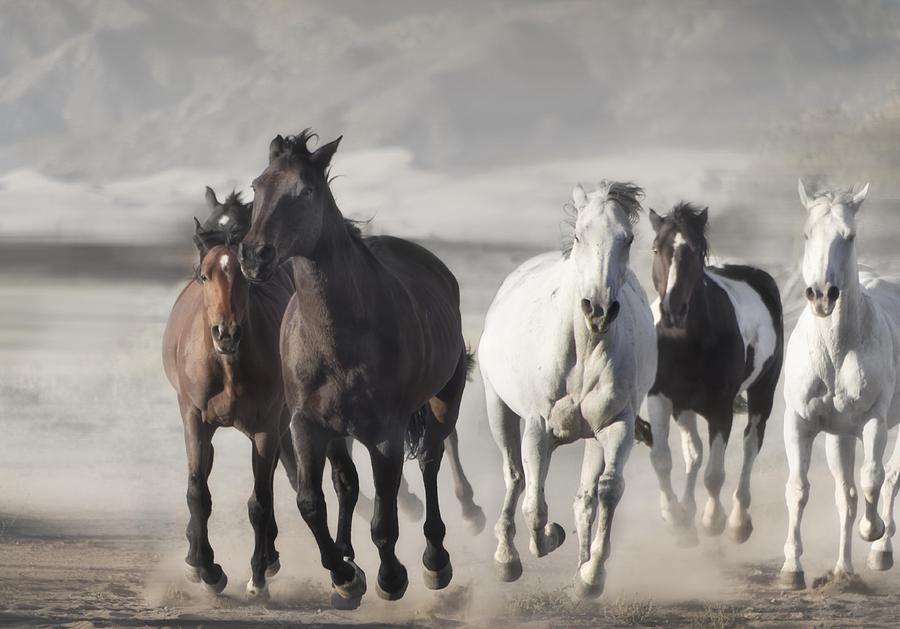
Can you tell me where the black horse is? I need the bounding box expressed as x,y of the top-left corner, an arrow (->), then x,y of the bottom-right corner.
239,130 -> 476,608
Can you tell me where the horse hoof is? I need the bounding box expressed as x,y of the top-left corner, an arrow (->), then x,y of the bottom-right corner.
331,590 -> 362,610
573,570 -> 605,600
546,522 -> 566,554
204,570 -> 228,595
868,550 -> 894,572
728,519 -> 753,544
675,526 -> 699,548
423,559 -> 453,590
778,570 -> 806,591
702,513 -> 727,537
246,579 -> 270,602
859,517 -> 886,543
332,559 -> 367,601
185,564 -> 201,583
463,507 -> 487,535
495,558 -> 523,582
375,574 -> 409,601
265,558 -> 281,579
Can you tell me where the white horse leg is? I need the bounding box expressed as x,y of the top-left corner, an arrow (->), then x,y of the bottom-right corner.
444,429 -> 487,534
674,410 -> 702,546
869,427 -> 900,571
574,438 -> 604,566
727,413 -> 763,544
860,416 -> 888,542
574,420 -> 632,599
780,409 -> 815,590
522,420 -> 564,558
701,427 -> 728,536
826,433 -> 857,576
647,395 -> 686,528
485,378 -> 526,582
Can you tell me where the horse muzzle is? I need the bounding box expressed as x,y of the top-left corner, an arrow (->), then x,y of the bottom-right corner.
212,323 -> 242,355
805,284 -> 839,318
581,299 -> 620,335
238,242 -> 276,283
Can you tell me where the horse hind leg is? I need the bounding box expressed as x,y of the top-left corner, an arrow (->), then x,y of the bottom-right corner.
445,427 -> 487,534
485,376 -> 526,582
247,430 -> 280,601
869,424 -> 900,571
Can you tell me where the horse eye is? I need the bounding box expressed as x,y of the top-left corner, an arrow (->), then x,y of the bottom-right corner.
300,186 -> 314,198
847,233 -> 856,242
573,234 -> 580,244
626,234 -> 634,246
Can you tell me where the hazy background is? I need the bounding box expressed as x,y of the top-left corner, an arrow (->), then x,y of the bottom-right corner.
3,1 -> 900,625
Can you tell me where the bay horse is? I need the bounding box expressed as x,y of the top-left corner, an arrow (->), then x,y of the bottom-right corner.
478,181 -> 657,598
781,181 -> 900,589
238,131 -> 479,607
645,203 -> 783,547
162,189 -> 301,600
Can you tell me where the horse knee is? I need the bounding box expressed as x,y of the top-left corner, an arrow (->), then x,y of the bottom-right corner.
597,475 -> 624,506
248,494 -> 267,527
296,489 -> 324,522
786,477 -> 810,508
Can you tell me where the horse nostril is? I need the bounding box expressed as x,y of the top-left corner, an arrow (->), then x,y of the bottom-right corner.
211,325 -> 221,339
827,285 -> 840,302
805,287 -> 816,302
258,245 -> 274,261
581,299 -> 593,316
233,325 -> 242,342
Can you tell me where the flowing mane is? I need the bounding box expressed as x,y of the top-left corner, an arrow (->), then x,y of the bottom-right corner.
669,201 -> 710,261
563,180 -> 644,257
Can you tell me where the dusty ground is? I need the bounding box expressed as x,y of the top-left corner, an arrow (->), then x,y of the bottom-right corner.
4,232 -> 900,628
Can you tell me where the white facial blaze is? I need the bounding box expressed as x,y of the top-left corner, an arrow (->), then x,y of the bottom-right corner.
218,215 -> 231,226
663,233 -> 687,311
219,254 -> 230,273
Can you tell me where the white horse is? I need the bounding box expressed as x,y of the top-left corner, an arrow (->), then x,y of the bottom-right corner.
780,180 -> 900,589
479,181 -> 657,598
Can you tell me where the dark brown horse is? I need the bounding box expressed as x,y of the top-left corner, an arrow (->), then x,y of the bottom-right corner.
239,130 -> 474,607
162,190 -> 302,600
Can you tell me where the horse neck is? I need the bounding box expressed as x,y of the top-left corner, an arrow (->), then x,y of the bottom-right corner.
811,256 -> 864,358
293,192 -> 374,322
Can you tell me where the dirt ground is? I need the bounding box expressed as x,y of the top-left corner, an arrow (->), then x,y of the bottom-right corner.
4,234 -> 900,628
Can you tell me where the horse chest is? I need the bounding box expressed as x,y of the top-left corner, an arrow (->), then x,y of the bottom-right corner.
800,351 -> 880,426
654,334 -> 741,414
547,355 -> 628,442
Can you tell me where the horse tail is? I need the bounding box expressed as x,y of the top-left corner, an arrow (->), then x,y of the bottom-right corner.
405,405 -> 429,461
733,394 -> 749,415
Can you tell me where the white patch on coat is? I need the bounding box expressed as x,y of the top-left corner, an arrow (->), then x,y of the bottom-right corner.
705,269 -> 777,392
218,215 -> 231,226
219,254 -> 230,273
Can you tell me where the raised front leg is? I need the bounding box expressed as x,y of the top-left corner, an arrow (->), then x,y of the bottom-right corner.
701,415 -> 731,537
825,433 -> 857,577
860,416 -> 887,542
181,404 -> 226,593
368,434 -> 408,601
292,419 -> 365,608
485,378 -> 526,582
574,438 -> 604,567
728,412 -> 766,544
780,408 -> 815,590
522,420 -> 565,558
574,419 -> 632,599
647,395 -> 686,530
674,410 -> 702,546
246,430 -> 280,601
445,428 -> 487,534
869,427 -> 900,571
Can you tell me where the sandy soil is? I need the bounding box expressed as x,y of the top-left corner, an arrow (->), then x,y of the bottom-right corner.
4,237 -> 900,628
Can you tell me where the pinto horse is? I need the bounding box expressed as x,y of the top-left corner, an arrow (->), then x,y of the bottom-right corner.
162,190 -> 299,600
239,130 -> 479,607
780,181 -> 900,589
645,203 -> 783,547
479,181 -> 657,598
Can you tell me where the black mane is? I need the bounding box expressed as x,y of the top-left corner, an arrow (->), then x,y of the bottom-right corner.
669,202 -> 709,261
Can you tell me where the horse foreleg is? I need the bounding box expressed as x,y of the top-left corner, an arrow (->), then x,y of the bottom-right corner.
728,412 -> 765,544
277,406 -> 299,492
860,416 -> 888,543
869,426 -> 900,571
368,433 -> 408,601
701,415 -> 730,537
674,410 -> 702,546
247,430 -> 279,600
826,433 -> 857,576
574,438 -> 604,566
326,437 -> 360,560
419,431 -> 453,590
779,408 -> 814,590
522,420 -> 564,558
485,378 -> 525,582
574,419 -> 631,599
445,428 -> 487,534
292,420 -> 365,608
647,395 -> 685,530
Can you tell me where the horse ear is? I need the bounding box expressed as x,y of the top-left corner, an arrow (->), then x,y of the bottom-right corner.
192,217 -> 209,259
572,184 -> 587,209
269,135 -> 285,163
798,178 -> 812,210
310,136 -> 342,170
698,207 -> 709,226
852,182 -> 870,209
648,208 -> 663,232
205,186 -> 219,210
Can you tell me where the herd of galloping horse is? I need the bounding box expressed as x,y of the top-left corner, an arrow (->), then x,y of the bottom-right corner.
163,129 -> 900,608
